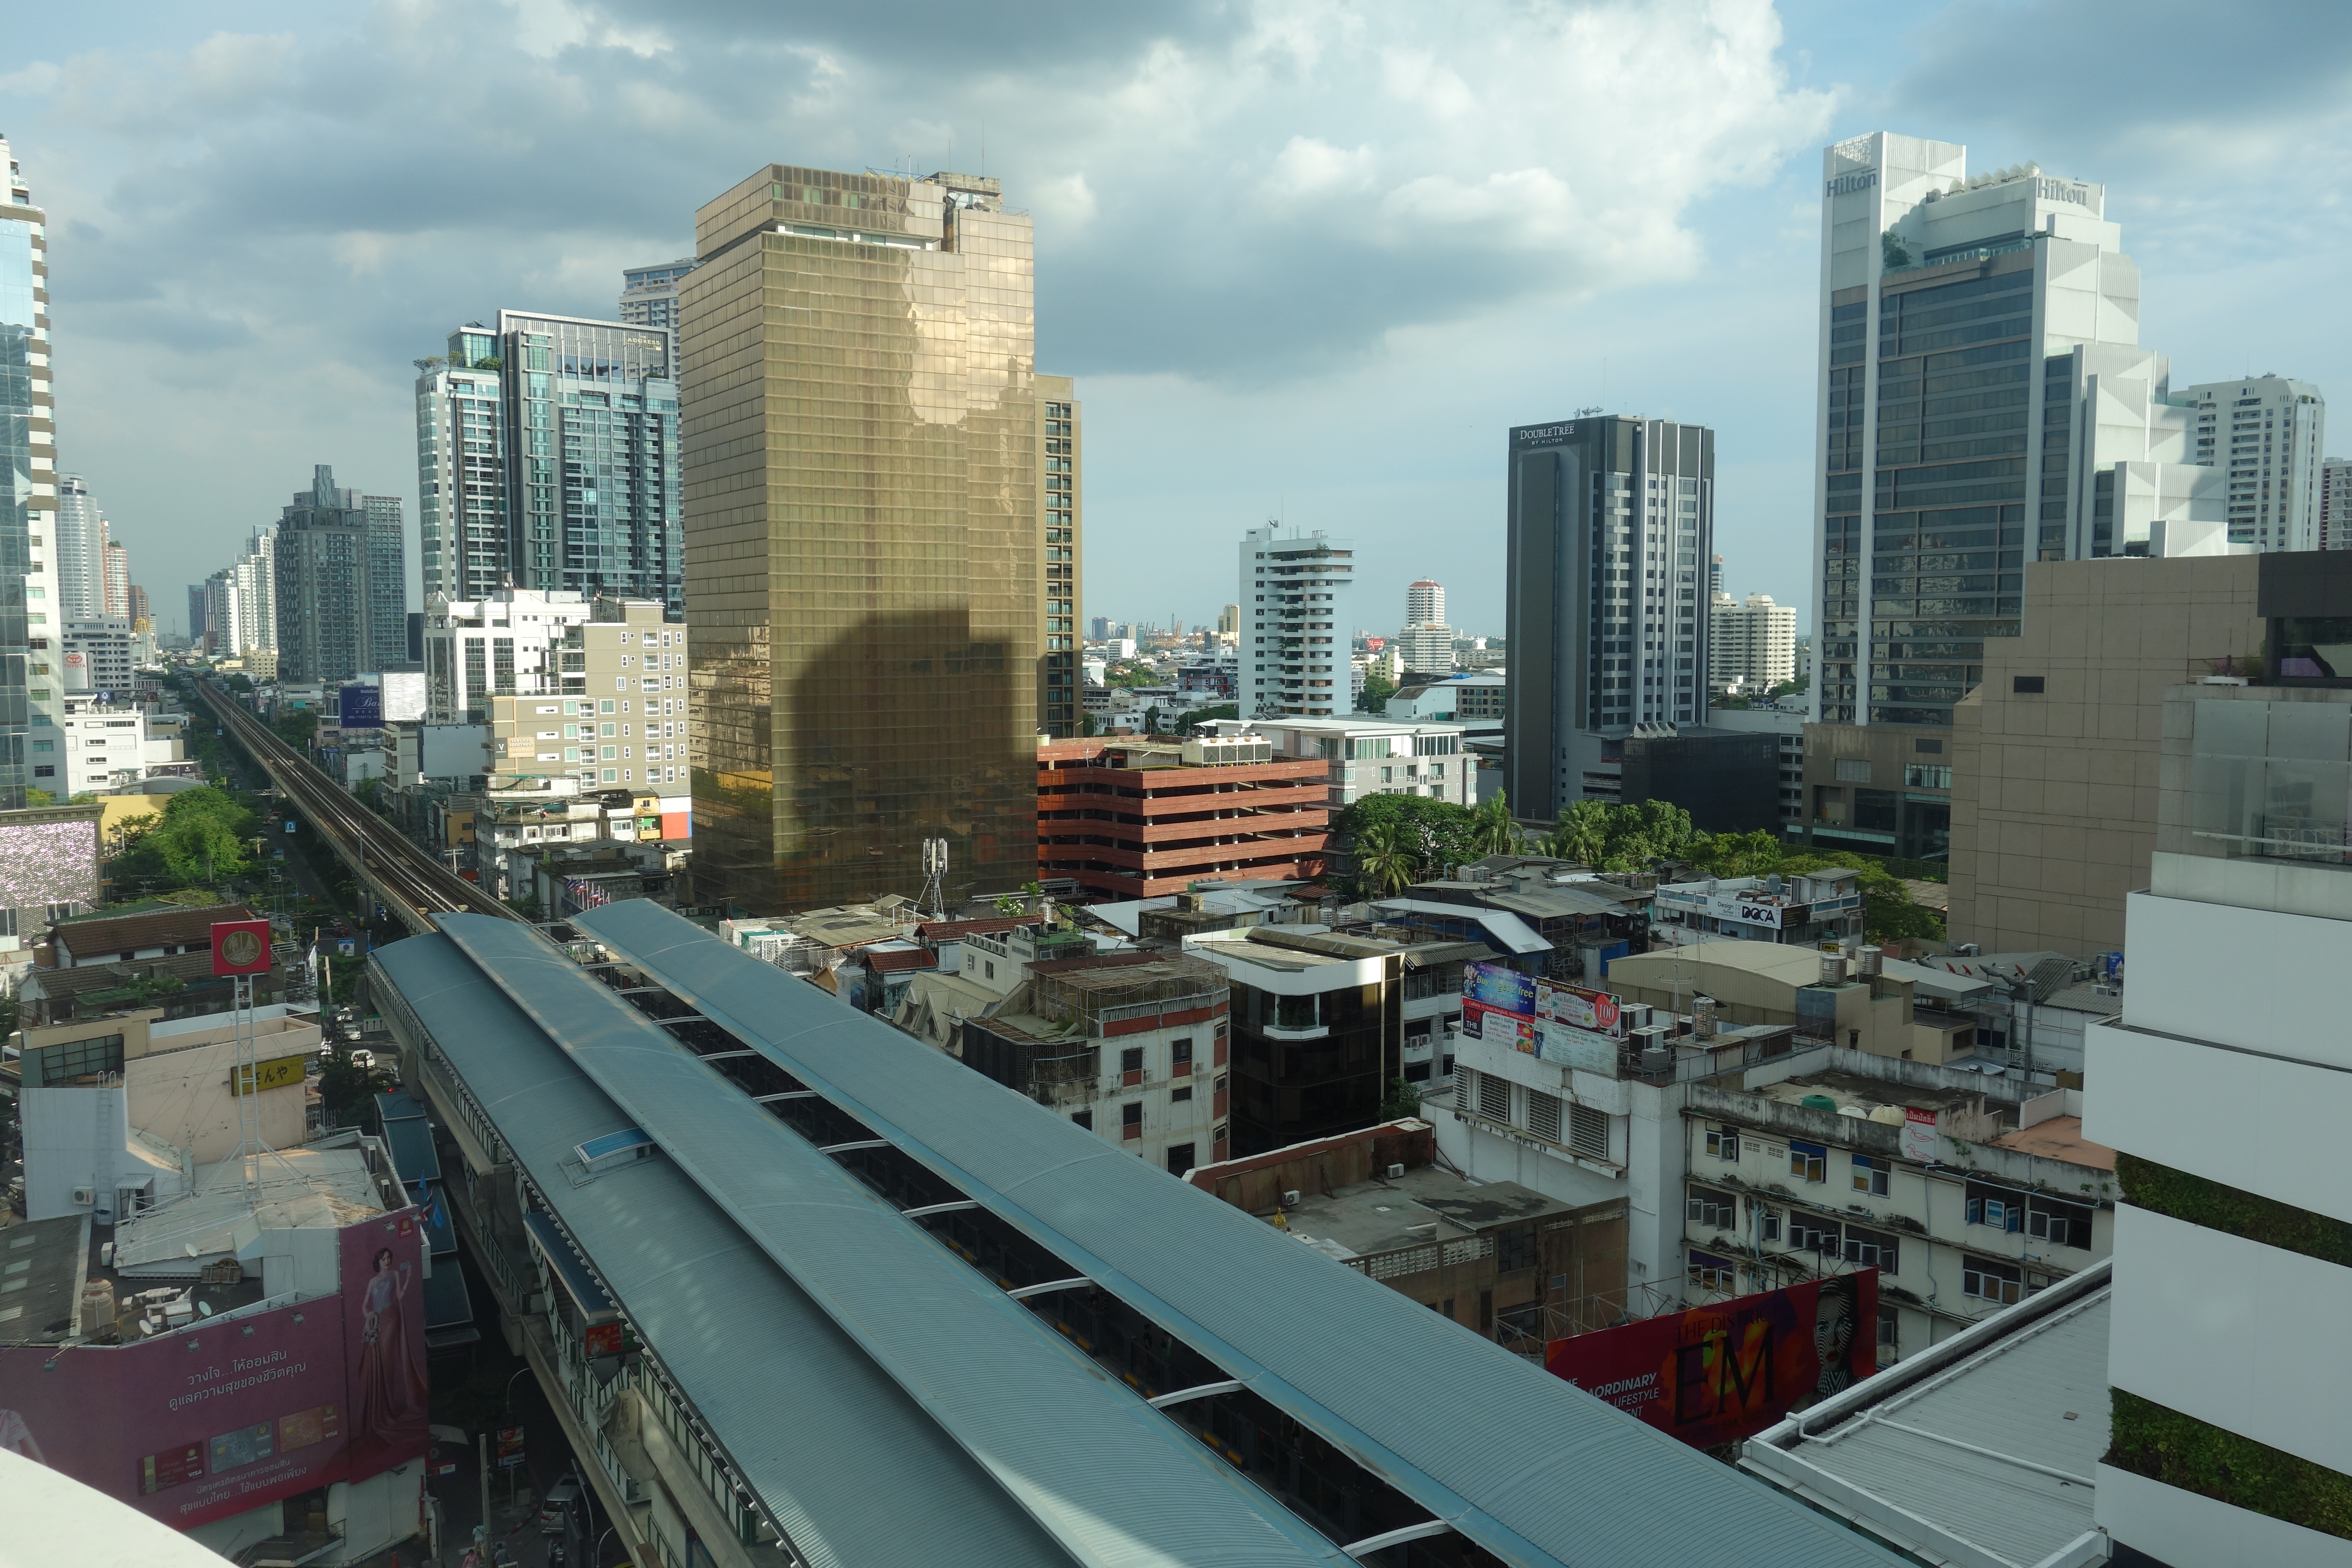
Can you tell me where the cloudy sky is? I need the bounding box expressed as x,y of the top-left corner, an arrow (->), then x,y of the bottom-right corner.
9,0 -> 2351,639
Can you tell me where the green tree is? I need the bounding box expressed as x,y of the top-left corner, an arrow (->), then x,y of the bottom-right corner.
1356,670 -> 1397,714
1172,702 -> 1238,732
1351,820 -> 1421,898
1465,789 -> 1523,858
1142,704 -> 1162,735
1775,852 -> 1945,944
1378,1076 -> 1422,1121
110,785 -> 257,890
1079,711 -> 1100,737
1688,828 -> 1784,880
1542,799 -> 1612,865
24,787 -> 53,807
1335,794 -> 1478,891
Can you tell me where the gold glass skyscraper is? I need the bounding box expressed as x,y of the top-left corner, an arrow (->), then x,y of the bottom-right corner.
683,164 -> 1078,913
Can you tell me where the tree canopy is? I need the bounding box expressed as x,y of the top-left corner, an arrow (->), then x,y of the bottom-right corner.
1356,671 -> 1398,714
109,785 -> 258,893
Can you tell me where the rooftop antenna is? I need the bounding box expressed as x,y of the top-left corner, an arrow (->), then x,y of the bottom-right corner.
919,837 -> 949,921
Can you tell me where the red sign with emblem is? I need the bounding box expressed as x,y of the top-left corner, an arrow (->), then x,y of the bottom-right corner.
211,918 -> 275,977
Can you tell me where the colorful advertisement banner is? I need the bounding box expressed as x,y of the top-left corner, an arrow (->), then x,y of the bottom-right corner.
1462,961 -> 1537,1016
1545,1271 -> 1879,1449
1462,999 -> 1534,1052
1536,980 -> 1623,1036
1532,1020 -> 1617,1074
0,1207 -> 426,1529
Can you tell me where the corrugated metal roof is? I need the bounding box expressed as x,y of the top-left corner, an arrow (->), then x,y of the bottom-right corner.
1743,1268 -> 2111,1568
426,917 -> 1347,1568
573,900 -> 1913,1568
371,934 -> 1083,1568
1369,900 -> 1552,955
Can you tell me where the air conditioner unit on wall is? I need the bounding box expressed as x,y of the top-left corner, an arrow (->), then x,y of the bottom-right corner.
71,1187 -> 94,1207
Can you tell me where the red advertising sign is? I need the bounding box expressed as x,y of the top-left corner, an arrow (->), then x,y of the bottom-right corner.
211,918 -> 275,977
1545,1271 -> 1878,1449
0,1207 -> 427,1529
1461,998 -> 1534,1052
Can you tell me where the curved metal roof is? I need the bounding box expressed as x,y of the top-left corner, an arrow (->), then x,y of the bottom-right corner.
572,900 -> 1912,1568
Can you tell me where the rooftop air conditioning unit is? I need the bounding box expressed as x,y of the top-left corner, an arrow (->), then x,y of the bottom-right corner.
1282,1189 -> 1301,1208
1385,1163 -> 1406,1179
71,1186 -> 95,1207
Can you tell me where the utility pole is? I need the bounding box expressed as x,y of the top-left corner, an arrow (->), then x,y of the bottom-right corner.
479,1431 -> 491,1555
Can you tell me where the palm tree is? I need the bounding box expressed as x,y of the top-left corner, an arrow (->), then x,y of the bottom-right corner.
1546,799 -> 1611,866
1352,820 -> 1420,898
1466,790 -> 1523,859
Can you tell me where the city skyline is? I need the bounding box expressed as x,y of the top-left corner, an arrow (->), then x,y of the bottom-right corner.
7,5 -> 2347,641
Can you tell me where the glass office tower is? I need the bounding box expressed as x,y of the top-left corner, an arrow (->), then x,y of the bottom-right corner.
683,164 -> 1061,913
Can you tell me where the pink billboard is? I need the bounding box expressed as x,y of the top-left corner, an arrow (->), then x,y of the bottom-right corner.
0,1207 -> 427,1529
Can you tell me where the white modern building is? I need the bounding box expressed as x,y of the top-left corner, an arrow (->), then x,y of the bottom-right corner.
1393,621 -> 1457,677
421,588 -> 600,721
619,256 -> 697,333
1208,715 -> 1469,807
1239,526 -> 1355,720
2322,456 -> 2352,550
2086,681 -> 2352,1564
1708,591 -> 1796,697
1407,579 -> 1445,626
62,617 -> 134,699
2177,375 -> 2326,551
53,473 -> 107,622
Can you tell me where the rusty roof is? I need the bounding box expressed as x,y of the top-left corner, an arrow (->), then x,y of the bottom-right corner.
49,903 -> 255,964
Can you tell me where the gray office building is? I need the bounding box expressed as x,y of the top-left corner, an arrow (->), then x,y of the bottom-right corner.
1504,414 -> 1715,819
274,466 -> 379,684
0,138 -> 50,806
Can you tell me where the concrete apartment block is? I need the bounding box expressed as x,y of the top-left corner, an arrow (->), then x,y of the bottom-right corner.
1948,555 -> 2263,956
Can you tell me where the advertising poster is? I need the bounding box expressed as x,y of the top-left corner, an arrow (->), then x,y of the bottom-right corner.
1461,961 -> 1537,1017
1535,980 -> 1623,1036
1545,1271 -> 1879,1449
337,683 -> 384,731
0,1206 -> 425,1529
1462,999 -> 1534,1052
1901,1107 -> 1939,1162
1532,1020 -> 1617,1074
211,919 -> 275,977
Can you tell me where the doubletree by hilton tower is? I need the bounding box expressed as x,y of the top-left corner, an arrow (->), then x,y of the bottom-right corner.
681,165 -> 1081,913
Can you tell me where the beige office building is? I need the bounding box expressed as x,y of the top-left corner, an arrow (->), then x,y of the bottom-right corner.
1947,555 -> 2263,956
681,164 -> 1078,913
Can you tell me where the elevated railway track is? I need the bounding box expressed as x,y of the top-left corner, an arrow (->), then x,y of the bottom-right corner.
195,682 -> 521,934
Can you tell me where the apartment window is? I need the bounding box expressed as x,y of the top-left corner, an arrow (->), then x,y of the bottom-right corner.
1687,1187 -> 1736,1230
1705,1126 -> 1739,1161
1850,1154 -> 1890,1197
1833,758 -> 1872,784
1170,1085 -> 1193,1103
1477,1072 -> 1509,1123
1167,1143 -> 1195,1178
1120,1046 -> 1144,1086
1072,1109 -> 1093,1131
2028,1194 -> 2096,1250
1688,1250 -> 1736,1294
1788,1215 -> 1841,1255
1758,1205 -> 1782,1243
1965,1181 -> 2025,1232
1790,1140 -> 1827,1183
1568,1102 -> 1608,1161
1527,1089 -> 1562,1143
2012,676 -> 2045,694
1171,1038 -> 1193,1075
1121,1102 -> 1143,1140
1843,1225 -> 1899,1273
1965,1255 -> 2024,1305
984,961 -> 996,980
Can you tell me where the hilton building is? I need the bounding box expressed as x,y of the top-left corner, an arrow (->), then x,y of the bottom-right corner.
1503,415 -> 1716,821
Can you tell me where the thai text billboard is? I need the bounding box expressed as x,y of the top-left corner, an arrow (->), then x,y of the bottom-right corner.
0,1207 -> 427,1528
1545,1270 -> 1878,1449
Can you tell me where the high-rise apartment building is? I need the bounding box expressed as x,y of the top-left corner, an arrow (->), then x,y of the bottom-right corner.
1813,134 -> 2236,734
273,466 -> 380,684
1037,376 -> 1081,738
1393,623 -> 1456,676
421,588 -> 600,721
1214,604 -> 1238,638
1407,578 -> 1445,625
361,493 -> 405,669
53,474 -> 104,621
2323,456 -> 2352,549
618,257 -> 697,332
4,139 -> 61,800
2177,375 -> 2325,550
101,538 -> 128,620
1239,526 -> 1356,720
416,314 -> 680,614
682,164 -> 1072,912
1708,591 -> 1796,697
1502,414 -> 1714,819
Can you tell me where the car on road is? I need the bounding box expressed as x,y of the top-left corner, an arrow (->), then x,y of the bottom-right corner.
540,1472 -> 583,1536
